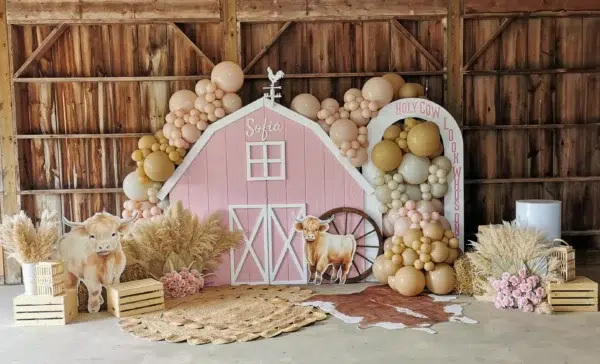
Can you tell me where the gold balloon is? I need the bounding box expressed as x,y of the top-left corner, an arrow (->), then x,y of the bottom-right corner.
143,151 -> 175,182
394,266 -> 426,297
403,229 -> 423,247
210,61 -> 244,93
425,263 -> 455,295
398,83 -> 425,99
422,221 -> 444,241
401,247 -> 419,267
382,73 -> 405,96
371,140 -> 403,172
444,248 -> 460,264
372,255 -> 402,284
138,135 -> 157,150
430,241 -> 450,263
131,150 -> 143,162
383,125 -> 402,141
406,121 -> 441,157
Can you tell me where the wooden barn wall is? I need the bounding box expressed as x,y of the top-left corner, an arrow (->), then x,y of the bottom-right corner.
2,0 -> 600,283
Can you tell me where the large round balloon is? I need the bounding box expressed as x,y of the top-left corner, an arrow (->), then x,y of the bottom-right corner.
329,119 -> 358,146
382,73 -> 405,96
398,83 -> 425,99
210,61 -> 244,93
291,93 -> 320,121
143,151 -> 175,182
221,93 -> 243,114
362,77 -> 394,106
371,140 -> 403,172
425,263 -> 455,295
394,266 -> 426,297
373,255 -> 402,284
169,90 -> 197,113
398,153 -> 430,184
407,121 -> 441,157
138,135 -> 156,150
321,98 -> 340,111
123,171 -> 155,201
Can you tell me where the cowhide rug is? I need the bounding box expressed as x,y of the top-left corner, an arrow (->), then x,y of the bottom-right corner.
302,285 -> 477,334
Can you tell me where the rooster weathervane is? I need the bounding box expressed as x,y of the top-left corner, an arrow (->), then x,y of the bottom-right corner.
264,67 -> 285,106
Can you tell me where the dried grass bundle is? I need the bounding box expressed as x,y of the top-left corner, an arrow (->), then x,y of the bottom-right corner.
122,201 -> 242,278
0,210 -> 61,264
454,255 -> 476,296
467,221 -> 562,301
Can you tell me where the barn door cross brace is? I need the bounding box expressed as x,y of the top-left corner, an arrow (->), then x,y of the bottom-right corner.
462,17 -> 513,70
168,23 -> 215,68
243,21 -> 293,74
13,22 -> 68,78
390,19 -> 443,71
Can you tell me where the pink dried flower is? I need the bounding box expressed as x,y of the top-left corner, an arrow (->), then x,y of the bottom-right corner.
511,289 -> 521,298
509,276 -> 521,287
535,287 -> 544,298
492,280 -> 501,290
501,272 -> 511,282
499,280 -> 509,289
518,268 -> 528,278
161,268 -> 206,299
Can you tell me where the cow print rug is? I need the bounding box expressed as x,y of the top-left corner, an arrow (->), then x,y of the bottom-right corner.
301,285 -> 477,334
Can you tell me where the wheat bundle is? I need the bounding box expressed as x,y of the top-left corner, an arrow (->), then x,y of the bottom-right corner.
0,210 -> 60,264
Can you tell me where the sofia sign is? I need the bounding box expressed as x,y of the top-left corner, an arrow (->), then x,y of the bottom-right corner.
363,98 -> 465,251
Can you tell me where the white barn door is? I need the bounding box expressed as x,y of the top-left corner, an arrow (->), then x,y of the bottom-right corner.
229,205 -> 268,285
267,204 -> 306,284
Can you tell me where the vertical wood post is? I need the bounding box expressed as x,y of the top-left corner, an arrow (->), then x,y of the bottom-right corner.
0,0 -> 22,284
222,0 -> 240,63
446,0 -> 463,125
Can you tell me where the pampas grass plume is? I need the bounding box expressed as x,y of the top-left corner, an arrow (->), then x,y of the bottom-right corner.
0,210 -> 61,264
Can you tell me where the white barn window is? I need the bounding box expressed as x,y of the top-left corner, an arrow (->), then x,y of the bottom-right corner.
246,141 -> 286,181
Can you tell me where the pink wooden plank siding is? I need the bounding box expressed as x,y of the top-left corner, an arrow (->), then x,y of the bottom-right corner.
188,150 -> 210,220
345,172 -> 366,277
304,129 -> 326,218
169,173 -> 189,209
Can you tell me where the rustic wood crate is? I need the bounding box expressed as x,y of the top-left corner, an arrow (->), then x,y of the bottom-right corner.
13,290 -> 78,326
36,261 -> 64,285
548,277 -> 598,312
107,279 -> 165,318
551,239 -> 576,282
36,281 -> 65,296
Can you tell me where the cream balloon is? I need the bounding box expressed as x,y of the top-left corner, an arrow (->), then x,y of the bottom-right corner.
169,90 -> 197,113
343,88 -> 362,102
123,171 -> 155,202
210,61 -> 244,93
405,185 -> 422,201
382,214 -> 395,237
221,93 -> 243,114
291,93 -> 320,121
361,77 -> 394,106
431,183 -> 449,198
398,153 -> 431,184
382,73 -> 405,96
329,119 -> 359,146
432,155 -> 452,172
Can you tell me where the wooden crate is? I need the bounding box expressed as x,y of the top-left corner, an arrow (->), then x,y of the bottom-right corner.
36,261 -> 64,285
551,240 -> 576,282
548,277 -> 598,312
13,290 -> 78,326
107,279 -> 165,318
36,281 -> 65,296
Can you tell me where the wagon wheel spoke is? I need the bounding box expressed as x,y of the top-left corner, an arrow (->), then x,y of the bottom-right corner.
330,221 -> 341,234
344,211 -> 348,234
350,216 -> 365,235
356,244 -> 380,249
355,229 -> 376,241
355,251 -> 373,264
352,260 -> 361,275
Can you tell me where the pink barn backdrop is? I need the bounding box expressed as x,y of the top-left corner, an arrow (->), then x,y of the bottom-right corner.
158,99 -> 375,286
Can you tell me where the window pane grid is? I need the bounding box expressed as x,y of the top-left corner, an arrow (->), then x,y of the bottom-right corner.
246,141 -> 286,181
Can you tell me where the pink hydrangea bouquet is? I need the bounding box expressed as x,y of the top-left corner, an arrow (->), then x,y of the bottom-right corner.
491,268 -> 545,312
160,267 -> 205,299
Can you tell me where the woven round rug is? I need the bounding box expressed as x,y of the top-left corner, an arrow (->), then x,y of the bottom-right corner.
118,285 -> 327,345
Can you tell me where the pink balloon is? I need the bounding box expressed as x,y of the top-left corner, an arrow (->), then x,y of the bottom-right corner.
419,220 -> 427,229
407,210 -> 416,218
163,123 -> 178,140
122,210 -> 131,218
189,115 -> 199,125
197,120 -> 209,131
123,200 -> 136,211
387,208 -> 401,224
150,206 -> 162,216
142,209 -> 152,219
329,119 -> 359,146
399,207 -> 408,217
214,107 -> 225,118
417,200 -> 435,214
422,212 -> 431,221
410,214 -> 422,224
174,109 -> 185,118
394,216 -> 412,237
351,140 -> 360,149
165,113 -> 175,123
175,138 -> 187,148
174,118 -> 185,128
431,198 -> 444,213
431,212 -> 441,221
138,201 -> 154,211
410,223 -> 420,230
346,149 -> 357,158
170,129 -> 182,140
405,200 -> 416,210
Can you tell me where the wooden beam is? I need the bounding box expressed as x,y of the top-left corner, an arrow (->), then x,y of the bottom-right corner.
17,133 -> 151,140
446,0 -> 464,124
463,10 -> 600,19
13,22 -> 68,78
0,0 -> 20,284
463,0 -> 599,14
243,21 -> 292,74
168,23 -> 215,68
17,188 -> 124,196
222,0 -> 239,63
463,18 -> 513,71
462,122 -> 600,130
14,75 -> 210,83
464,68 -> 600,75
465,177 -> 600,184
390,19 -> 443,71
245,71 -> 446,79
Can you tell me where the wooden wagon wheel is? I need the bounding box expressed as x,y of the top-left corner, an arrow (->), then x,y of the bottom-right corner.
318,207 -> 384,283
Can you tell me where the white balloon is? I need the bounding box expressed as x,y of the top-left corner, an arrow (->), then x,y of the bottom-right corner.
123,172 -> 155,202
404,184 -> 422,201
398,153 -> 431,184
382,214 -> 395,237
431,183 -> 449,198
432,156 -> 452,172
375,185 -> 393,204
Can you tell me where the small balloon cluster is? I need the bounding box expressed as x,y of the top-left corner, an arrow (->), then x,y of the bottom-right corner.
372,200 -> 461,297
122,61 -> 245,220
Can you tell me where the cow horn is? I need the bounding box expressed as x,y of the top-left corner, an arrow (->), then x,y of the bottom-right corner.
294,214 -> 305,223
120,211 -> 138,225
62,216 -> 85,228
320,215 -> 335,224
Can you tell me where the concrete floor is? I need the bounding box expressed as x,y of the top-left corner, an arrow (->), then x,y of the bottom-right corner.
1,284 -> 600,364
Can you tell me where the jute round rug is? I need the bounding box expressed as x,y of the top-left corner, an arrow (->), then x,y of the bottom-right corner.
118,285 -> 327,345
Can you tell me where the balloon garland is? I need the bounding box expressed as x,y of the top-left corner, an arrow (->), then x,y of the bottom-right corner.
122,61 -> 245,220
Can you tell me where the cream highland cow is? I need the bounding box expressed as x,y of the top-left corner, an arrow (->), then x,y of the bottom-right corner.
54,212 -> 136,313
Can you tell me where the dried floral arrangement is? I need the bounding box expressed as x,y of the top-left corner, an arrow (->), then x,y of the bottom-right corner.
122,201 -> 243,279
467,221 -> 562,314
492,269 -> 548,313
0,210 -> 61,264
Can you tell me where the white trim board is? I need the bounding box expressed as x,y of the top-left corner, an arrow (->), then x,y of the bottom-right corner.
158,97 -> 374,200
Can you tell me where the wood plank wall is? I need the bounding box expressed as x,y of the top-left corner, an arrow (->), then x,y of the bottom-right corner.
1,0 -> 600,283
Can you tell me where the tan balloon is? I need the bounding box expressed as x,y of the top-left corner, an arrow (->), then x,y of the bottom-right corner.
343,88 -> 362,103
195,79 -> 211,96
444,247 -> 460,264
143,151 -> 175,182
403,229 -> 424,247
394,266 -> 426,297
425,263 -> 455,295
181,124 -> 201,143
401,247 -> 419,267
169,90 -> 197,113
214,93 -> 239,115
371,140 -> 403,172
291,93 -> 321,121
388,275 -> 397,291
372,255 -> 402,284
407,121 -> 441,157
398,83 -> 425,99
329,119 -> 359,146
321,98 -> 340,111
422,221 -> 444,241
430,240 -> 450,263
383,124 -> 402,141
382,73 -> 406,96
362,77 -> 394,106
210,61 -> 244,93
349,109 -> 369,126
350,147 -> 368,167
138,135 -> 156,150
